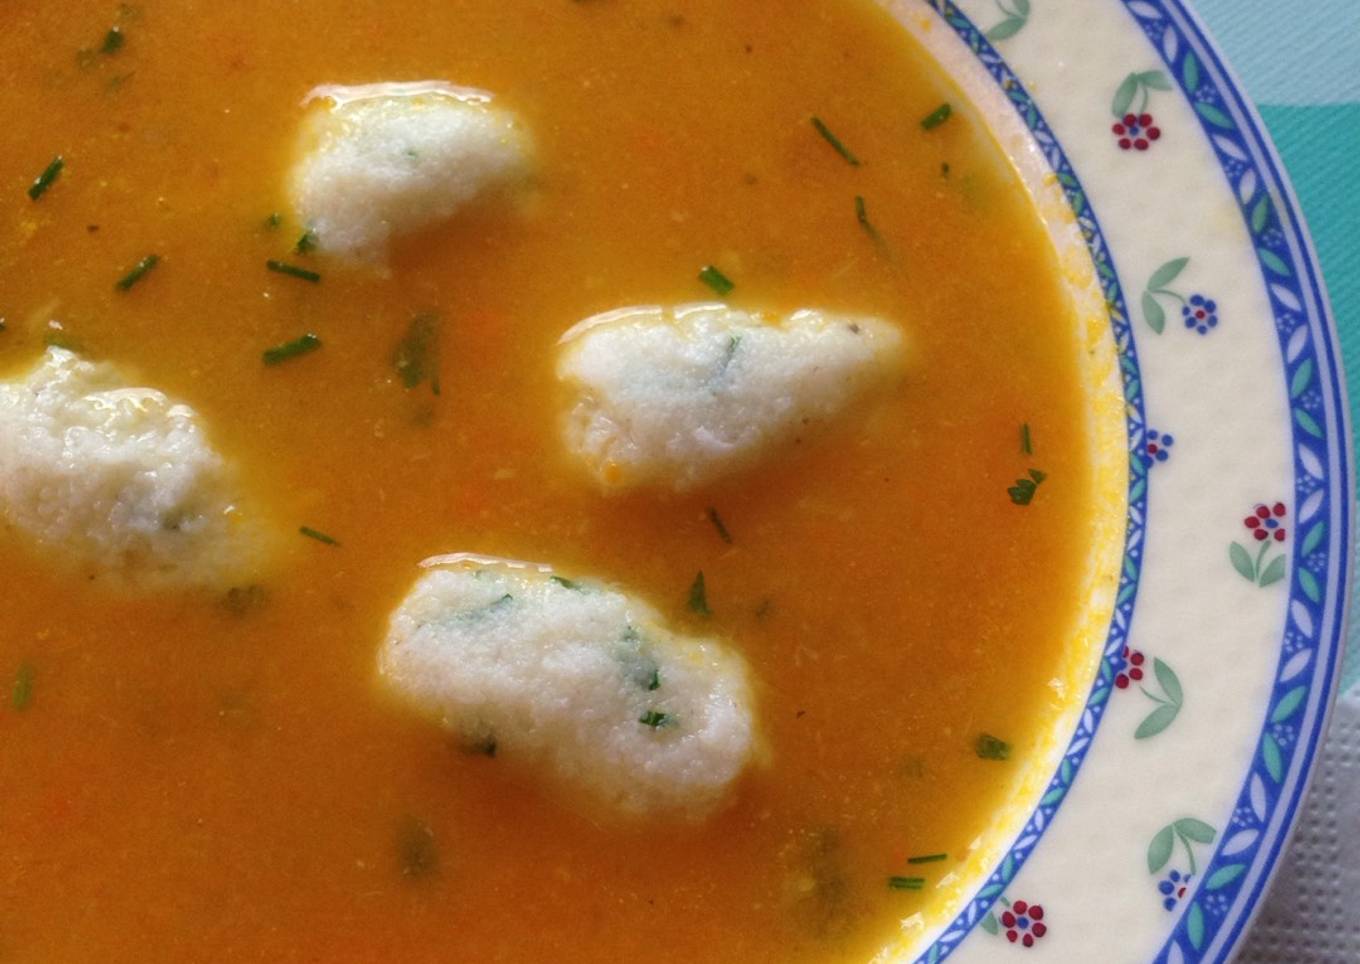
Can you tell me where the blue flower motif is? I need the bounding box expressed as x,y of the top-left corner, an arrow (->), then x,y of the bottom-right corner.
1158,869 -> 1193,911
1145,428 -> 1175,466
1182,294 -> 1219,334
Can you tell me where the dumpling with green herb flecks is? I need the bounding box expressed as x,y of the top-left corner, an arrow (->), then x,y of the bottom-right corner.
288,81 -> 532,261
379,553 -> 758,820
555,303 -> 905,492
0,347 -> 269,589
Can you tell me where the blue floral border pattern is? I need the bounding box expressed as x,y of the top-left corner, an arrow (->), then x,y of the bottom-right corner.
916,3 -> 1151,962
1118,3 -> 1351,962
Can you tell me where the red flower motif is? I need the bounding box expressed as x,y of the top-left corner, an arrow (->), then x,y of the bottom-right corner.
1115,646 -> 1146,689
1001,900 -> 1048,947
1111,112 -> 1162,151
1243,502 -> 1288,543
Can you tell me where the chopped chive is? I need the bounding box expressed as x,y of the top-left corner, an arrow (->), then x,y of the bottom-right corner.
888,876 -> 925,890
698,265 -> 734,297
101,26 -> 125,54
810,116 -> 861,166
707,507 -> 733,544
1006,468 -> 1047,506
262,332 -> 321,366
647,668 -> 661,691
550,575 -> 583,591
687,571 -> 711,616
27,156 -> 64,201
854,195 -> 880,242
265,259 -> 321,283
975,733 -> 1011,760
1021,423 -> 1033,455
298,525 -> 339,546
393,313 -> 440,392
639,710 -> 672,728
907,853 -> 948,865
294,230 -> 318,254
941,162 -> 951,178
12,663 -> 35,711
114,254 -> 160,291
921,103 -> 953,131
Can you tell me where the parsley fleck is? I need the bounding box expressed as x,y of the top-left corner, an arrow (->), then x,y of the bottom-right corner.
1007,468 -> 1047,506
12,663 -> 35,711
393,313 -> 440,393
298,525 -> 339,546
550,575 -> 583,591
975,733 -> 1011,760
27,156 -> 64,201
1021,422 -> 1033,455
101,27 -> 125,54
810,116 -> 861,166
639,710 -> 672,728
707,507 -> 733,545
907,853 -> 947,864
687,570 -> 711,616
854,194 -> 880,242
888,876 -> 925,890
294,230 -> 318,254
698,265 -> 734,297
647,668 -> 661,691
262,332 -> 321,366
396,816 -> 438,879
264,212 -> 282,230
921,103 -> 953,131
115,254 -> 160,291
265,259 -> 321,283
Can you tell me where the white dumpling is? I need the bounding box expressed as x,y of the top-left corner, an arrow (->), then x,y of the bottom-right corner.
379,554 -> 758,819
556,303 -> 905,491
288,81 -> 532,260
0,347 -> 266,589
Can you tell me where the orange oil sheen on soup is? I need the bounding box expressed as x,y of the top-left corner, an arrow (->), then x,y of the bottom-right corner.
0,1 -> 1093,961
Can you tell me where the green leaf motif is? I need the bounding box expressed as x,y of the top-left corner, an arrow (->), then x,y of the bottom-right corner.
1294,409 -> 1324,439
1229,541 -> 1256,581
1139,70 -> 1172,90
1136,703 -> 1180,740
985,16 -> 1026,41
1301,522 -> 1326,558
1174,818 -> 1216,844
1290,359 -> 1314,399
1142,291 -> 1166,333
1014,0 -> 1031,14
1272,685 -> 1308,724
1258,247 -> 1292,277
1188,902 -> 1206,950
1147,825 -> 1175,874
1299,568 -> 1321,603
1148,256 -> 1189,290
1154,658 -> 1183,707
1206,863 -> 1247,891
1182,51 -> 1201,92
1251,194 -> 1272,233
1258,554 -> 1288,587
1262,732 -> 1284,782
1195,101 -> 1235,129
980,912 -> 1000,936
1112,73 -> 1140,118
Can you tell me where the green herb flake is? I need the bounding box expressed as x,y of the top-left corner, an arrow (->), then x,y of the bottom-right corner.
698,265 -> 735,297
687,570 -> 711,616
639,710 -> 672,728
921,103 -> 953,131
1021,423 -> 1033,455
294,229 -> 318,254
101,26 -> 125,54
888,876 -> 925,890
906,853 -> 947,865
646,668 -> 661,691
27,156 -> 64,201
854,195 -> 880,242
396,816 -> 438,879
264,212 -> 282,230
810,116 -> 861,166
975,733 -> 1011,761
1007,468 -> 1047,506
393,312 -> 440,393
265,259 -> 321,283
12,663 -> 35,711
298,525 -> 339,546
114,254 -> 160,291
707,507 -> 733,545
262,332 -> 321,366
222,584 -> 268,616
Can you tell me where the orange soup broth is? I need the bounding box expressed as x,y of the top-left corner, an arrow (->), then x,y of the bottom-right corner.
0,1 -> 1094,961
